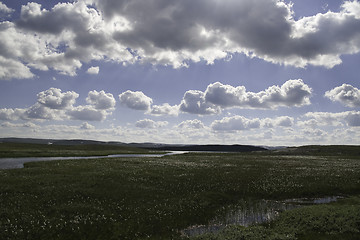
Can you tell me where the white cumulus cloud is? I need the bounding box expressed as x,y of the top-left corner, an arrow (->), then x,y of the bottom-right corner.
86,66 -> 100,75
179,90 -> 221,115
80,122 -> 95,130
67,105 -> 108,121
325,84 -> 360,107
37,87 -> 79,109
135,119 -> 168,128
119,90 -> 153,111
211,116 -> 261,131
303,111 -> 360,127
86,90 -> 116,110
205,79 -> 312,109
262,116 -> 294,128
149,103 -> 179,116
178,119 -> 205,129
0,88 -> 115,122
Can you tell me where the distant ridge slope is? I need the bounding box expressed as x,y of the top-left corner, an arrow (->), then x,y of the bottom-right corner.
0,138 -> 267,152
153,144 -> 267,152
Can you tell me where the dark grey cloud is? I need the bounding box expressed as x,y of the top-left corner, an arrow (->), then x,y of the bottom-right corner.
2,0 -> 360,79
325,84 -> 360,107
101,0 -> 360,68
16,2 -> 94,34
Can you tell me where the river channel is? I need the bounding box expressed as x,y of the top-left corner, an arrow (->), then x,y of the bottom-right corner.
0,151 -> 187,169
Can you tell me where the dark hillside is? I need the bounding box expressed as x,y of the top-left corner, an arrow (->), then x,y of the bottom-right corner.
154,144 -> 267,152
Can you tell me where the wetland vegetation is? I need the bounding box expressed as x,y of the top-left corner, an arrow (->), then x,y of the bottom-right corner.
0,143 -> 359,239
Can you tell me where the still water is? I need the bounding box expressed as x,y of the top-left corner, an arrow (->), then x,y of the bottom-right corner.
181,196 -> 342,237
0,151 -> 186,169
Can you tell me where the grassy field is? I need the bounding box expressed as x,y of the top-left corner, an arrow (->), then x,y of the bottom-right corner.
0,145 -> 359,239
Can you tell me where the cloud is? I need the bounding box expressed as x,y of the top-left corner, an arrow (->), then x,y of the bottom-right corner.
303,111 -> 360,127
8,1 -> 133,78
325,84 -> 360,107
0,2 -> 14,18
303,112 -> 347,126
345,112 -> 360,126
23,103 -> 63,120
80,122 -> 95,130
205,79 -> 312,109
67,90 -> 116,121
0,56 -> 34,80
86,90 -> 116,110
301,128 -> 327,139
149,103 -> 179,116
178,119 -> 205,129
37,88 -> 79,109
0,88 -> 114,122
119,90 -> 153,111
86,66 -> 100,75
274,116 -> 294,127
297,119 -> 319,129
211,116 -> 261,131
0,108 -> 24,121
211,115 -> 295,132
179,79 -> 311,115
179,90 -> 221,115
263,116 -> 294,128
67,0 -> 360,68
135,119 -> 168,128
2,0 -> 360,80
0,2 -> 13,13
67,105 -> 108,121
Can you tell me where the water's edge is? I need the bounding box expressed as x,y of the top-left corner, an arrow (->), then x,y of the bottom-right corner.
181,196 -> 342,237
0,151 -> 187,169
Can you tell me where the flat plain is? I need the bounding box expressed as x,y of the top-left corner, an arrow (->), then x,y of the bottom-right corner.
0,143 -> 359,239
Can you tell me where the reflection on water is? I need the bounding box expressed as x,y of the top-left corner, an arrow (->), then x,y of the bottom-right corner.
0,151 -> 187,169
181,196 -> 342,237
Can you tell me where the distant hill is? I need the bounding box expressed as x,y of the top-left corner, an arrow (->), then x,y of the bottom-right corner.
152,144 -> 267,152
0,138 -> 125,146
0,138 -> 268,153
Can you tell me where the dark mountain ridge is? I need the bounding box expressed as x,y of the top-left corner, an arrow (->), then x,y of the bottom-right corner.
0,138 -> 267,152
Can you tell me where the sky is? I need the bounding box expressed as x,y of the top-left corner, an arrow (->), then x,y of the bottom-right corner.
0,0 -> 360,146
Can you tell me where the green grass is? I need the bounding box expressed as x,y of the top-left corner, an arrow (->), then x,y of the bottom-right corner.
0,142 -> 155,158
0,146 -> 360,239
